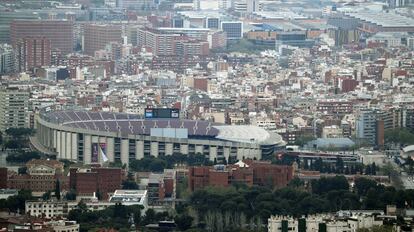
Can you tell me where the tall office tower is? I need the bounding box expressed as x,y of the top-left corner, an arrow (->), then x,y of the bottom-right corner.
15,37 -> 51,72
83,24 -> 122,56
0,87 -> 29,132
10,20 -> 73,55
0,44 -> 14,75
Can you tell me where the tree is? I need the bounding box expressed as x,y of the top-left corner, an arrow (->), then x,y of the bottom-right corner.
314,158 -> 323,172
65,189 -> 77,200
122,180 -> 139,190
288,177 -> 304,188
295,135 -> 315,147
55,179 -> 61,200
384,128 -> 414,145
365,165 -> 372,175
142,209 -> 157,225
96,189 -> 102,200
336,157 -> 344,173
371,163 -> 377,175
175,214 -> 193,231
5,190 -> 34,212
42,191 -> 51,200
6,151 -> 41,163
354,178 -> 378,196
18,167 -> 27,174
5,128 -> 35,139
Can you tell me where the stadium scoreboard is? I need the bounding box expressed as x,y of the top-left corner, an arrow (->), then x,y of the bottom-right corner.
145,108 -> 180,119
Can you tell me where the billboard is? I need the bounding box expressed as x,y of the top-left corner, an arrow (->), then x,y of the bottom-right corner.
92,143 -> 99,163
92,143 -> 108,163
145,108 -> 180,119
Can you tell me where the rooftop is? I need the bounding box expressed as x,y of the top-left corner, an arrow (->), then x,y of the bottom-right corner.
344,11 -> 414,28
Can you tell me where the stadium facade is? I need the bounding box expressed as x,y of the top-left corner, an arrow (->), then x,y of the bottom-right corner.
35,110 -> 285,165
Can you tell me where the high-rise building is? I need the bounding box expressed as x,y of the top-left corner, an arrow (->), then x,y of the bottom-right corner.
10,20 -> 73,54
356,109 -> 380,146
0,44 -> 14,74
15,37 -> 51,72
137,28 -> 179,56
83,24 -> 123,56
0,11 -> 39,44
0,87 -> 29,132
175,39 -> 210,57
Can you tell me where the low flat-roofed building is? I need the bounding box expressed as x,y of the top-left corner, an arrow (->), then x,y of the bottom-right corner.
109,189 -> 148,209
0,189 -> 18,200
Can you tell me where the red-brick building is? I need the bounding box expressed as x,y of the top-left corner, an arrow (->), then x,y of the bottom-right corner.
15,37 -> 51,72
11,20 -> 73,55
7,159 -> 68,193
69,167 -> 122,200
83,24 -> 123,56
188,160 -> 292,191
247,160 -> 294,188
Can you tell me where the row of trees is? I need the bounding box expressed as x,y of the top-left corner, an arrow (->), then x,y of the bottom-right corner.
128,153 -> 213,172
1,128 -> 35,150
184,176 -> 414,231
272,154 -> 379,175
61,175 -> 414,232
0,190 -> 34,213
6,151 -> 41,163
68,203 -> 143,232
384,128 -> 414,146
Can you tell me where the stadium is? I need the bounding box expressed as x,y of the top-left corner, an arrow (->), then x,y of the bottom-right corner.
35,110 -> 285,165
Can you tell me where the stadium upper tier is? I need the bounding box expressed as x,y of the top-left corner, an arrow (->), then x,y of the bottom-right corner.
40,111 -> 283,145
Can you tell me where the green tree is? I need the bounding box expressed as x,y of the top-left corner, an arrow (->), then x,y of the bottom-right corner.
65,189 -> 77,200
18,167 -> 27,174
175,214 -> 194,231
294,135 -> 315,147
336,157 -> 344,173
384,128 -> 414,145
42,191 -> 51,200
5,128 -> 35,139
354,177 -> 377,196
6,190 -> 34,212
122,180 -> 139,189
55,179 -> 61,200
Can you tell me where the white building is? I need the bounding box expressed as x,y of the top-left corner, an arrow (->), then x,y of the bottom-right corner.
0,87 -> 29,132
109,189 -> 148,210
268,213 -> 384,232
26,195 -> 148,219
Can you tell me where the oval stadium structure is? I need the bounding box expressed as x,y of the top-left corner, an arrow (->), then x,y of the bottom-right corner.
35,110 -> 285,165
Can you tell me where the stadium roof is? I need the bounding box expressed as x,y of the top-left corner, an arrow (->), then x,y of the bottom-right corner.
214,125 -> 283,145
344,11 -> 414,28
402,145 -> 414,153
